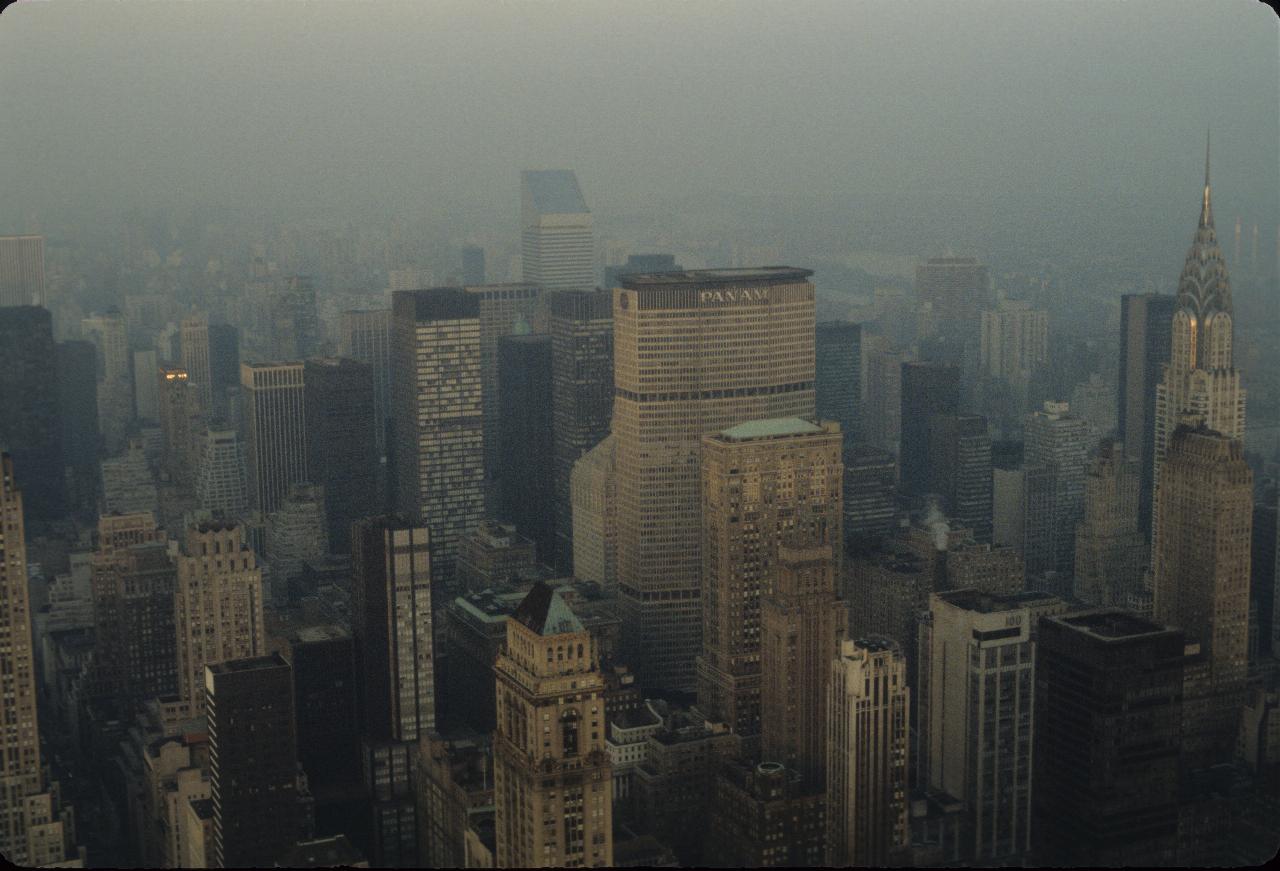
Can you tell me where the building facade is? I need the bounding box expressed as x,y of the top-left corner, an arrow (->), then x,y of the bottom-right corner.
0,235 -> 45,307
899,361 -> 960,497
520,169 -> 594,291
815,321 -> 861,447
304,357 -> 379,553
241,361 -> 308,515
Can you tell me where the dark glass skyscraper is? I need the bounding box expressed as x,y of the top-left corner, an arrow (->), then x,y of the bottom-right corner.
546,288 -> 614,570
929,413 -> 993,542
208,322 -> 241,422
496,332 -> 555,563
55,339 -> 100,514
815,320 -> 862,447
304,357 -> 379,553
461,244 -> 485,285
899,361 -> 960,497
1117,293 -> 1174,533
0,306 -> 66,522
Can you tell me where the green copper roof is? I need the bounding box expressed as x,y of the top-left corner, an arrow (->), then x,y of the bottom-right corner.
719,417 -> 823,441
511,581 -> 585,636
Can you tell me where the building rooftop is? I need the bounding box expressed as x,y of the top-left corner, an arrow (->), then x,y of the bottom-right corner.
717,416 -> 825,442
522,169 -> 589,215
619,266 -> 813,288
1053,609 -> 1173,640
294,624 -> 351,644
206,652 -> 289,675
274,834 -> 367,868
937,587 -> 1061,614
510,581 -> 585,636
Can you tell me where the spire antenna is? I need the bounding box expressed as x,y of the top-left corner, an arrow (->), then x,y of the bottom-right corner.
1205,128 -> 1211,189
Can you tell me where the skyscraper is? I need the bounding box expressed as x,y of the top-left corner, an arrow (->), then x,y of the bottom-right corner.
1152,425 -> 1251,758
979,300 -> 1049,383
157,366 -> 198,488
496,332 -> 555,562
1073,439 -> 1148,607
0,306 -> 66,521
826,637 -> 910,867
338,309 -> 391,462
1033,610 -> 1183,867
570,435 -> 617,590
1153,142 -> 1245,493
174,520 -> 266,718
815,321 -> 862,447
265,482 -> 327,600
547,288 -> 614,569
899,361 -> 960,497
699,417 -> 842,742
180,313 -> 214,418
207,653 -> 301,869
1022,401 -> 1089,578
615,268 -> 816,692
1,454 -> 83,866
461,244 -> 486,285
916,255 -> 992,349
241,361 -> 308,515
463,282 -> 542,498
55,339 -> 100,514
351,517 -> 435,743
760,538 -> 846,786
208,323 -> 241,422
391,289 -> 484,592
268,275 -> 320,360
493,582 -> 613,867
520,169 -> 594,291
81,309 -> 133,452
304,357 -> 378,553
928,413 -> 993,543
0,235 -> 45,307
864,345 -> 906,455
196,429 -> 249,518
841,443 -> 898,544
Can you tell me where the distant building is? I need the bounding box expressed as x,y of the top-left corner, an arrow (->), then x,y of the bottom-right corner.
241,361 -> 308,515
268,275 -> 320,360
0,306 -> 66,521
1073,440 -> 1147,607
266,483 -> 328,601
815,321 -> 862,447
304,358 -> 378,553
102,439 -> 160,517
55,339 -> 100,514
841,442 -> 898,544
1022,401 -> 1089,578
0,234 -> 45,307
338,309 -> 391,463
496,332 -> 555,561
899,361 -> 960,497
928,413 -> 993,543
207,323 -> 241,423
915,256 -> 992,352
1117,293 -> 1174,533
180,314 -> 214,417
196,429 -> 249,518
979,300 -> 1048,384
157,366 -> 198,489
461,244 -> 486,285
864,345 -> 907,455
520,169 -> 594,291
570,435 -> 617,590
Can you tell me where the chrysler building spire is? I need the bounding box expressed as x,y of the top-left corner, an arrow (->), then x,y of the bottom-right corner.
1201,129 -> 1213,229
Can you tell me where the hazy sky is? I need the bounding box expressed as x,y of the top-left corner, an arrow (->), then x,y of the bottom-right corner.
1,0 -> 1276,263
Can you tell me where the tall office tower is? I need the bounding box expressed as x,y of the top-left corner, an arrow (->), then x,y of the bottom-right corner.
391,289 -> 484,593
842,443 -> 898,545
241,361 -> 308,515
196,429 -> 249,517
615,268 -> 817,692
1153,145 -> 1245,493
304,358 -> 378,553
56,340 -> 101,513
899,361 -> 960,497
1153,425 -> 1251,757
520,169 -> 594,291
268,275 -> 320,360
207,324 -> 240,422
979,300 -> 1049,382
493,582 -> 613,867
351,517 -> 434,742
916,256 -> 993,347
705,760 -> 826,868
89,538 -> 178,707
1022,401 -> 1089,577
760,538 -> 846,786
157,366 -> 198,488
570,435 -> 617,589
133,348 -> 160,422
101,439 -> 160,516
463,283 -> 542,500
360,738 -> 418,867
919,589 -> 1057,862
547,288 -> 614,569
1073,440 -> 1148,606
180,314 -> 214,417
207,653 -> 301,869
338,309 -> 391,461
0,455 -> 82,867
815,321 -> 862,447
0,307 -> 66,522
928,413 -> 993,543
1251,500 -> 1278,660
497,332 -> 555,561
462,245 -> 486,285
863,345 -> 906,455
698,417 -> 840,736
1033,610 -> 1183,867
826,637 -> 910,867
82,309 -> 134,452
0,235 -> 45,307
174,520 -> 266,717
288,626 -> 360,814
265,483 -> 328,599
1070,372 -> 1116,446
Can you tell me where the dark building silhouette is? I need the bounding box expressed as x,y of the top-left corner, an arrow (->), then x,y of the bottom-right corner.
55,339 -> 100,514
496,332 -> 555,562
1117,293 -> 1174,533
270,275 -> 320,360
899,361 -> 960,497
916,256 -> 992,356
461,244 -> 485,285
208,323 -> 241,421
1034,610 -> 1183,867
815,321 -> 862,448
89,540 -> 178,707
842,443 -> 898,545
706,760 -> 826,868
929,413 -> 993,543
208,653 -> 302,869
289,625 -> 360,797
1252,499 -> 1278,659
0,306 -> 66,522
546,288 -> 614,570
304,358 -> 379,554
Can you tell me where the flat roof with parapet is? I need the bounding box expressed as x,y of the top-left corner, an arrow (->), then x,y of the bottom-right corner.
206,652 -> 289,674
937,588 -> 1061,613
1053,609 -> 1173,640
717,417 -> 825,441
619,266 -> 813,288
